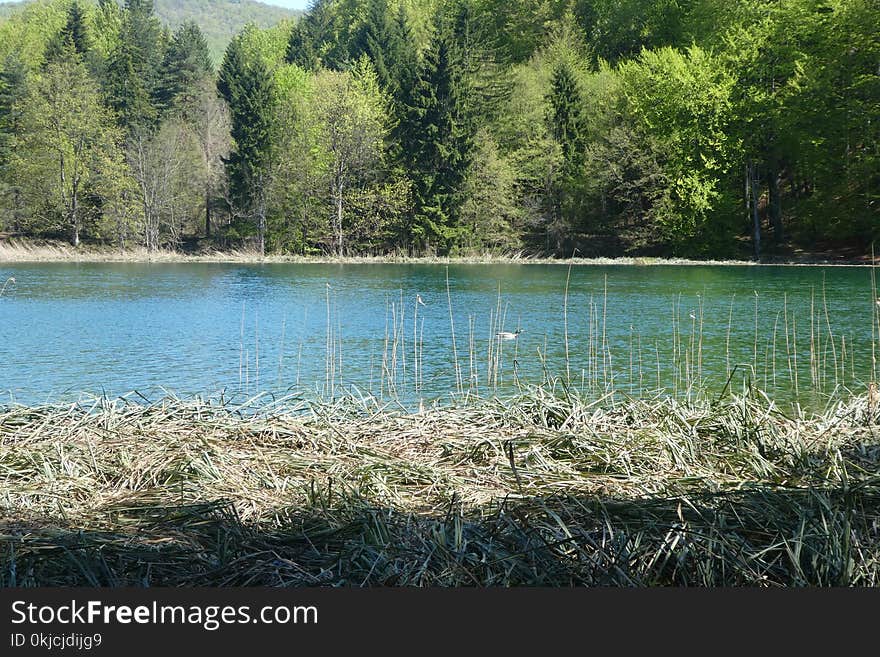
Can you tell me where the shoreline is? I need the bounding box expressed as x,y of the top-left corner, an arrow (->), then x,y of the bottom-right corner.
0,241 -> 875,267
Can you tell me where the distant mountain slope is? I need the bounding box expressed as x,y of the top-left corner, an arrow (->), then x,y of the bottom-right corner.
0,0 -> 300,61
154,0 -> 299,60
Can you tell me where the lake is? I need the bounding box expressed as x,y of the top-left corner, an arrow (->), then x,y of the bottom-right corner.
0,262 -> 876,406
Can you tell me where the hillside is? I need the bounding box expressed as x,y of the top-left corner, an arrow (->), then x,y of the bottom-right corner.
154,0 -> 299,60
0,0 -> 300,61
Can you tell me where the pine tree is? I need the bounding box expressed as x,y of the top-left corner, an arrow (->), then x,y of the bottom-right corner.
351,0 -> 393,91
285,0 -> 334,71
285,22 -> 318,71
383,5 -> 418,142
450,0 -> 509,123
124,0 -> 163,80
158,21 -> 212,115
546,60 -> 586,243
547,61 -> 585,177
402,28 -> 473,255
105,41 -> 156,133
218,34 -> 276,255
0,55 -> 26,166
0,54 -> 27,232
64,1 -> 91,55
44,1 -> 92,65
103,0 -> 163,133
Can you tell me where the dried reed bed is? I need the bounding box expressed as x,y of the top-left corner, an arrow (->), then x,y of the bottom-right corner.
1,389 -> 878,586
1,239 -> 868,266
0,240 -> 259,263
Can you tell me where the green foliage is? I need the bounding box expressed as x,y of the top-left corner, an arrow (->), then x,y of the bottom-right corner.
0,0 -> 300,65
13,52 -> 125,244
217,29 -> 277,251
311,59 -> 389,254
547,61 -> 584,175
0,53 -> 29,232
91,0 -> 123,61
459,128 -> 522,251
0,54 -> 27,166
0,0 -> 70,69
576,0 -> 690,64
44,1 -> 92,62
105,40 -> 156,133
158,20 -> 212,113
619,46 -> 736,250
0,0 -> 876,257
285,0 -> 338,71
401,25 -> 473,254
470,0 -> 569,64
351,0 -> 394,89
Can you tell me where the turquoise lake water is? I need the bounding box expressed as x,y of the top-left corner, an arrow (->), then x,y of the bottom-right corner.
0,263 -> 876,406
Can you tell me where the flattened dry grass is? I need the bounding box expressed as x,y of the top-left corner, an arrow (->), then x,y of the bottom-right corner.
1,389 -> 878,586
2,238 -> 866,266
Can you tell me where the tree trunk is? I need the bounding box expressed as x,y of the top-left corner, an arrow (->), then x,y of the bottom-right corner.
205,186 -> 212,238
768,164 -> 783,243
12,188 -> 22,233
256,207 -> 265,257
335,179 -> 344,257
748,161 -> 761,260
257,186 -> 266,257
71,192 -> 79,248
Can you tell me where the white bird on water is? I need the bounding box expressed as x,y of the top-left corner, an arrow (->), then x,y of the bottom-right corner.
416,294 -> 426,307
496,329 -> 522,340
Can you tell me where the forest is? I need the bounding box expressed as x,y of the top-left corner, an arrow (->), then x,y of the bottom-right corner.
0,0 -> 877,258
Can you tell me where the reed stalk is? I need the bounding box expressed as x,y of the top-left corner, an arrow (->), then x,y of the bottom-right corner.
1,389 -> 877,587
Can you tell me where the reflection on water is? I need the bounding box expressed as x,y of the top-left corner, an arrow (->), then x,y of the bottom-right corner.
0,262 -> 876,406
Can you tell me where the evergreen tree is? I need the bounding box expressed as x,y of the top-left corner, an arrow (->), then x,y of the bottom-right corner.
388,5 -> 418,93
402,29 -> 473,255
450,0 -> 508,121
0,54 -> 26,166
63,1 -> 91,55
285,0 -> 334,71
125,0 -> 163,81
218,34 -> 276,255
545,60 -> 586,241
104,0 -> 163,133
44,1 -> 92,65
105,41 -> 156,133
386,5 -> 418,135
0,54 -> 28,232
352,0 -> 393,91
547,61 -> 585,178
158,21 -> 212,115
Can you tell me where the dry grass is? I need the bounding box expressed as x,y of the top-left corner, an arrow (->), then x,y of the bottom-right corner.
0,239 -> 871,266
1,387 -> 878,586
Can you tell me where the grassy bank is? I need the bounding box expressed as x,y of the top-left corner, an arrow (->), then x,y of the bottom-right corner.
1,388 -> 878,586
0,239 -> 874,266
